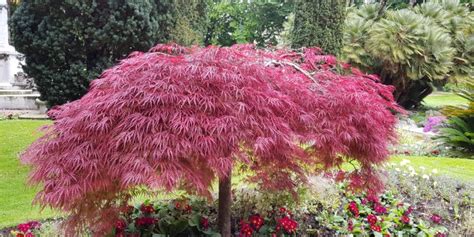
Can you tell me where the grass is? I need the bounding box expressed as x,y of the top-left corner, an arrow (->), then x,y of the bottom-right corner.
390,155 -> 474,182
1,120 -> 474,228
423,91 -> 468,108
0,120 -> 58,228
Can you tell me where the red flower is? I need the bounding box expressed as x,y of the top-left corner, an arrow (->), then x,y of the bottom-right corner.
135,217 -> 156,227
17,223 -> 30,233
115,220 -> 127,232
200,217 -> 209,230
370,225 -> 381,232
16,234 -> 25,237
348,219 -> 354,232
279,207 -> 287,213
431,150 -> 440,155
25,234 -> 34,237
277,216 -> 298,234
367,214 -> 377,225
248,214 -> 264,230
240,222 -> 253,237
348,201 -> 359,217
175,202 -> 181,209
374,204 -> 387,214
435,232 -> 446,237
431,214 -> 442,224
400,215 -> 410,224
140,204 -> 155,214
185,204 -> 192,213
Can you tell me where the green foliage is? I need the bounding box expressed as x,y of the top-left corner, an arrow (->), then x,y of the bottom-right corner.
342,1 -> 472,109
437,81 -> 474,153
205,1 -> 292,47
291,0 -> 346,55
10,0 -> 174,107
169,0 -> 208,46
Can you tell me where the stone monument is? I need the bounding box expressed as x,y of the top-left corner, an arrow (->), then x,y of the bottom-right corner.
0,0 -> 45,115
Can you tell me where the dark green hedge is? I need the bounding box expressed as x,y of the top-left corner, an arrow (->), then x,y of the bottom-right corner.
10,0 -> 175,106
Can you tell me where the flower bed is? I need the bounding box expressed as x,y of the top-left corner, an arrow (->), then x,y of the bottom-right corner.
8,171 -> 472,236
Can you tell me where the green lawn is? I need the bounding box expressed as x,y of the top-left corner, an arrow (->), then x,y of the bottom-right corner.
0,120 -> 58,228
390,155 -> 474,182
1,120 -> 473,228
423,91 -> 468,108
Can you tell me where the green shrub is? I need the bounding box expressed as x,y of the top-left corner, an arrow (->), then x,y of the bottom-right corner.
437,81 -> 474,153
343,1 -> 472,109
10,0 -> 174,106
291,0 -> 346,55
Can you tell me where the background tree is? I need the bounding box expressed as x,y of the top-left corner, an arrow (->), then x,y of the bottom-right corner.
10,0 -> 174,107
291,0 -> 346,55
342,1 -> 472,109
21,44 -> 400,235
205,0 -> 292,47
169,0 -> 208,46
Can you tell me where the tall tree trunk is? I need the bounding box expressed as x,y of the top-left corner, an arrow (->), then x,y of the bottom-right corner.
218,170 -> 232,236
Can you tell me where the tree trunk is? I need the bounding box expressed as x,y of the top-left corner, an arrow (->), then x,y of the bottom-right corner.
218,170 -> 232,237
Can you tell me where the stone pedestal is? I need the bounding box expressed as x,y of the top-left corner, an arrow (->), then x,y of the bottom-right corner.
0,0 -> 43,114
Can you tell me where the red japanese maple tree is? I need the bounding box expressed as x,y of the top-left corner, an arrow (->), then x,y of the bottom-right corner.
21,44 -> 400,236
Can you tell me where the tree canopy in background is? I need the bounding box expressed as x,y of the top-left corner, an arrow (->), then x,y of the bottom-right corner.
291,0 -> 346,55
205,0 -> 292,47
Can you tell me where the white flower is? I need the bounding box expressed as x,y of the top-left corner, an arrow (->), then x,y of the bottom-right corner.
432,169 -> 438,174
422,174 -> 429,179
400,159 -> 411,166
420,166 -> 426,171
395,168 -> 401,172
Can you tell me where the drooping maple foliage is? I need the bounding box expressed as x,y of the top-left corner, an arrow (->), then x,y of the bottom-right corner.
21,44 -> 401,235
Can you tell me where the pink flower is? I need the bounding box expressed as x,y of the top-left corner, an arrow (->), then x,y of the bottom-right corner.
367,214 -> 377,225
435,233 -> 446,237
404,206 -> 414,215
431,214 -> 442,224
348,219 -> 354,232
374,204 -> 387,214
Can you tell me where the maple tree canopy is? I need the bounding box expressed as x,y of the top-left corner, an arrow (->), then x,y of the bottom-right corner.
21,44 -> 401,235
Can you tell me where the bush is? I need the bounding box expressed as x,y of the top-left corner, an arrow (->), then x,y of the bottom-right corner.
291,0 -> 346,55
343,1 -> 473,109
10,0 -> 174,106
436,81 -> 474,154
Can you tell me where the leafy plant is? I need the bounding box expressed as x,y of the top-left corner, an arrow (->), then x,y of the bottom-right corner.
343,1 -> 472,109
113,199 -> 219,237
437,81 -> 474,153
